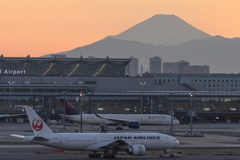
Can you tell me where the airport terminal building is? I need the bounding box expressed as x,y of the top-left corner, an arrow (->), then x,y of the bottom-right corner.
1,56 -> 240,123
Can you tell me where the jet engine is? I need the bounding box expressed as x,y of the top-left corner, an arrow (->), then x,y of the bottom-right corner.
127,145 -> 145,156
128,122 -> 140,129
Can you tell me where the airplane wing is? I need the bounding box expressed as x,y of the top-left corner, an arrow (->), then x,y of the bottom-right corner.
0,114 -> 26,118
86,139 -> 130,150
99,140 -> 130,149
94,114 -> 130,124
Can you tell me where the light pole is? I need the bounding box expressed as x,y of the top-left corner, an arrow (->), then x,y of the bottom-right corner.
63,91 -> 66,129
170,92 -> 173,135
79,92 -> 85,133
189,93 -> 193,136
140,82 -> 146,114
8,81 -> 14,122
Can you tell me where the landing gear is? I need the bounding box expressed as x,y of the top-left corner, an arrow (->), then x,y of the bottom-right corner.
88,153 -> 101,158
103,154 -> 116,159
98,124 -> 108,133
159,149 -> 170,157
116,123 -> 123,130
159,150 -> 182,158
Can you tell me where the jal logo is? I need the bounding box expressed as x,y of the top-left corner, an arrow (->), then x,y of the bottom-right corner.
32,118 -> 43,131
149,116 -> 151,119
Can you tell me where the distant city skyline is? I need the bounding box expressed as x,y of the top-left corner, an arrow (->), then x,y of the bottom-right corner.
0,0 -> 240,57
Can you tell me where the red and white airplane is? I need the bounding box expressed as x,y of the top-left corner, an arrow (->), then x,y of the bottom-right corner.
10,106 -> 180,158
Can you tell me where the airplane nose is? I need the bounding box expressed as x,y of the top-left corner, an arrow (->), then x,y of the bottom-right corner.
177,120 -> 180,124
176,140 -> 180,146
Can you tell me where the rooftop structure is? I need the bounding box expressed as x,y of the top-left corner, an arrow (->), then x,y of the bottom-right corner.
0,56 -> 130,77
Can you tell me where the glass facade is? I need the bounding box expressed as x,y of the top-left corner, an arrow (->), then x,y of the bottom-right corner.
0,58 -> 129,77
1,93 -> 240,123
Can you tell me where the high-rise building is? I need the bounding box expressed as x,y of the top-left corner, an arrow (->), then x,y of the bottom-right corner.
163,60 -> 190,74
125,56 -> 139,76
150,56 -> 162,73
183,65 -> 209,74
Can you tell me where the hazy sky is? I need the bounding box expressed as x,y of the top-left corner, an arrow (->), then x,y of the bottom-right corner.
1,0 -> 240,57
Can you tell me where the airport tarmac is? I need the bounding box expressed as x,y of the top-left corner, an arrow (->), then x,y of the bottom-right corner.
0,122 -> 240,160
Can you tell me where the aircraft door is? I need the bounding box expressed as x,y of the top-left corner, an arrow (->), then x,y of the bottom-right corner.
93,137 -> 97,144
144,116 -> 147,122
165,136 -> 169,145
52,137 -> 63,145
59,137 -> 63,144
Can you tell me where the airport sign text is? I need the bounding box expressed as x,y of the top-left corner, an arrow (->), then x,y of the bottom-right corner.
0,69 -> 26,75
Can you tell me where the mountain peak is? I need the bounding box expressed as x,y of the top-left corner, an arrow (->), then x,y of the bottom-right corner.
110,14 -> 212,46
151,14 -> 177,18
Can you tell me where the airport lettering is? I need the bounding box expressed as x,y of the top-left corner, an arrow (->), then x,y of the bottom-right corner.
113,136 -> 160,140
0,69 -> 26,75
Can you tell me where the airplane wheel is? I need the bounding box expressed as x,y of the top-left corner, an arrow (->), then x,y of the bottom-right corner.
110,155 -> 116,159
89,154 -> 101,158
103,155 -> 115,159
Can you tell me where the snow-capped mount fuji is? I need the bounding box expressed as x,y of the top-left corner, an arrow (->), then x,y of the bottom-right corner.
107,14 -> 212,46
44,14 -> 240,73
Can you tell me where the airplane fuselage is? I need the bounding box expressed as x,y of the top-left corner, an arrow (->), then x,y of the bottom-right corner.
24,133 -> 179,151
65,114 -> 179,125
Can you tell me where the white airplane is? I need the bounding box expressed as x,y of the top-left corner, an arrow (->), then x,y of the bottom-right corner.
59,99 -> 180,130
10,106 -> 180,158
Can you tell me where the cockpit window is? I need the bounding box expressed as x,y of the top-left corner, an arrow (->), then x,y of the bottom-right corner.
173,118 -> 176,120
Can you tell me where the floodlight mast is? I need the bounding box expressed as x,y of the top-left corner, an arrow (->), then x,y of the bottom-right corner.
189,93 -> 193,136
8,81 -> 14,122
79,92 -> 85,133
140,82 -> 146,114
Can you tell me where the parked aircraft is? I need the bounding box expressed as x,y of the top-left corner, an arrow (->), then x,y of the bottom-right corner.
59,99 -> 180,130
10,106 -> 180,158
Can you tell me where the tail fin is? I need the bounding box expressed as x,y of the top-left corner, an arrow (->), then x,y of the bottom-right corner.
59,98 -> 79,115
25,106 -> 53,136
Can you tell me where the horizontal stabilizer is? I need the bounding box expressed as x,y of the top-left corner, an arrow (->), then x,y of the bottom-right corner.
9,134 -> 26,138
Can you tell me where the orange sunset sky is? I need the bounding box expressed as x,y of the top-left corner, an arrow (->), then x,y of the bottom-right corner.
0,0 -> 240,57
